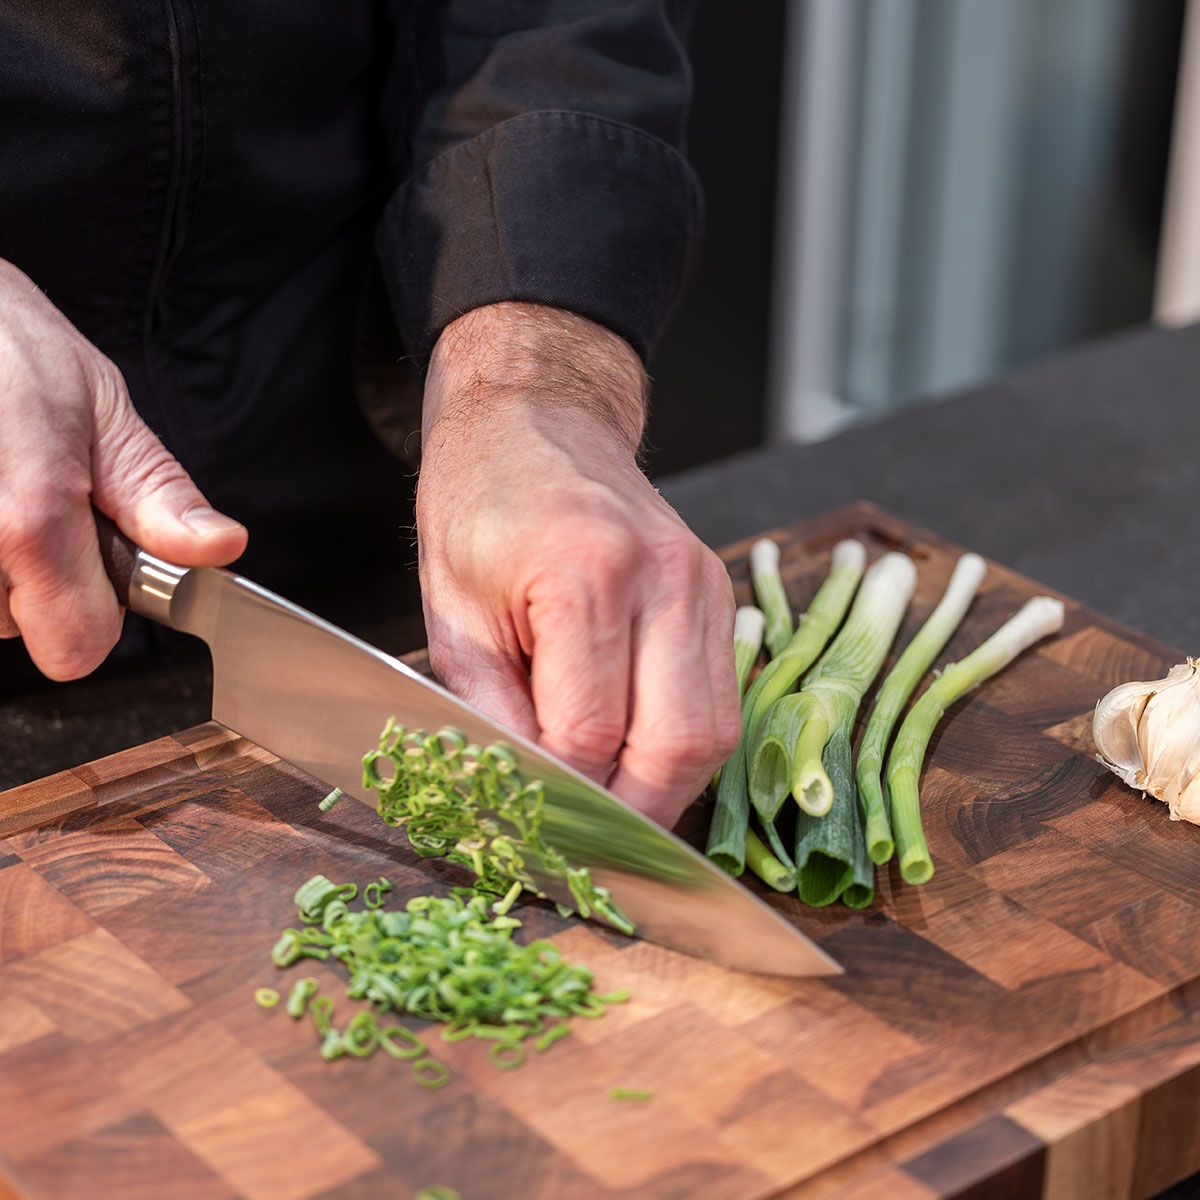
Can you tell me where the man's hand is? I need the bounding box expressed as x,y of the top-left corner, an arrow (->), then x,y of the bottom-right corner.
417,302 -> 742,826
0,260 -> 247,679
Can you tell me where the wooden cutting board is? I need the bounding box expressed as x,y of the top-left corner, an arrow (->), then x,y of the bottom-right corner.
1,501 -> 1197,1200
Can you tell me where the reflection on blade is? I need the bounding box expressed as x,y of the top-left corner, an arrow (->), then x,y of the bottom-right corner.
169,566 -> 841,978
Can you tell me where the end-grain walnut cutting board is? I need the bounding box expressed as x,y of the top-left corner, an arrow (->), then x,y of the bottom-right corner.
0,502 -> 1197,1200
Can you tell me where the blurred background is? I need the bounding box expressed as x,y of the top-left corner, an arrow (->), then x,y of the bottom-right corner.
647,0 -> 1200,475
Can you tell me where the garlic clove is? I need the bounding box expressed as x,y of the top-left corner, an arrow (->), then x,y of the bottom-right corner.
1092,677 -> 1154,785
1138,661 -> 1200,803
1092,658 -> 1200,827
1174,772 -> 1200,823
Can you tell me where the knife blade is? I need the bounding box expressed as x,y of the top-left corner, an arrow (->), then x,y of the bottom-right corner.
97,517 -> 840,978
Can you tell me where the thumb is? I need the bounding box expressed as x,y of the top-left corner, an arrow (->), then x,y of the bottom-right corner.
90,378 -> 247,567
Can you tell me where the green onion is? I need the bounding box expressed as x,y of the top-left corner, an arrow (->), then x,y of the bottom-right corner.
752,553 -> 916,906
273,878 -> 627,1075
286,977 -> 319,1019
706,540 -> 866,874
310,996 -> 335,1037
733,605 -> 765,694
380,1025 -> 426,1060
750,539 -> 793,658
318,787 -> 344,812
609,1087 -> 652,1101
416,1189 -> 462,1200
254,987 -> 280,1008
489,1041 -> 526,1070
535,1024 -> 572,1052
593,990 -> 629,1004
856,553 -> 986,863
360,722 -> 633,935
363,877 -> 392,909
320,1028 -> 345,1060
888,596 -> 1065,885
412,1057 -> 451,1089
744,828 -> 796,891
343,1010 -> 380,1057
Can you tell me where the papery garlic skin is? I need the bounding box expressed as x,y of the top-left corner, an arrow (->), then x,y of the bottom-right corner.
1092,659 -> 1200,825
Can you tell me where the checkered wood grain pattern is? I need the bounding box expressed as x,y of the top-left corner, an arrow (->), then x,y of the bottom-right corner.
1,502 -> 1197,1200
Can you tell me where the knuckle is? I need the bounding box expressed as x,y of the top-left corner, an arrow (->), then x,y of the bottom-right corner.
0,493 -> 71,562
549,718 -> 626,763
656,723 -> 720,772
654,532 -> 704,580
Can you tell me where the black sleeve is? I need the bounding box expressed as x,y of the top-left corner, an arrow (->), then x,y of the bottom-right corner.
374,0 -> 702,369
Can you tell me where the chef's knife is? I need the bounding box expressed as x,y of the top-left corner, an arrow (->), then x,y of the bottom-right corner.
96,516 -> 840,978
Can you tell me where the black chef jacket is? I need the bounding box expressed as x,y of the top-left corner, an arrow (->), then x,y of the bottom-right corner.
0,0 -> 701,618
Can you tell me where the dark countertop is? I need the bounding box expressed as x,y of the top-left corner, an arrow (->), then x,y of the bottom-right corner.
2,319 -> 1198,793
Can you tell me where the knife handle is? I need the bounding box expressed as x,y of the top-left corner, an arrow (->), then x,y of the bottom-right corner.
93,511 -> 188,627
95,511 -> 138,607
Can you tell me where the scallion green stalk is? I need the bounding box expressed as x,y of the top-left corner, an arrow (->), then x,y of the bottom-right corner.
705,540 -> 866,874
733,606 -> 766,694
887,595 -> 1065,885
750,539 -> 794,658
750,552 -> 916,906
856,553 -> 986,863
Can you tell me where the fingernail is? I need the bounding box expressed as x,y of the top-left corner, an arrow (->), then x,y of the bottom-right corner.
182,506 -> 244,537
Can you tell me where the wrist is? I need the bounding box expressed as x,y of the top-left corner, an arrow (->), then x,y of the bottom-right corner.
423,302 -> 647,457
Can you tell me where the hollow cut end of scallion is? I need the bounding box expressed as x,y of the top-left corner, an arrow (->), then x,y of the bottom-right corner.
899,852 -> 935,886
790,711 -> 834,817
866,832 -> 895,865
707,849 -> 744,878
793,763 -> 834,818
747,738 -> 792,818
745,828 -> 797,892
796,851 -> 852,907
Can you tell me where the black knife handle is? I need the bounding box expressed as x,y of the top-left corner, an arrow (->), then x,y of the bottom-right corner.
95,511 -> 139,607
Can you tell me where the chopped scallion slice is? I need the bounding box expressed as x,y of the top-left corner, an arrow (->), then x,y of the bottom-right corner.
286,977 -> 319,1019
412,1056 -> 452,1089
318,787 -> 344,812
253,987 -> 280,1009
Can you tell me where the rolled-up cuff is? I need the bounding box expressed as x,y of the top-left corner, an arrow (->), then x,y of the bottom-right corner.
375,110 -> 703,369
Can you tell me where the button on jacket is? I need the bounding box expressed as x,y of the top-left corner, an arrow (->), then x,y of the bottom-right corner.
0,0 -> 701,597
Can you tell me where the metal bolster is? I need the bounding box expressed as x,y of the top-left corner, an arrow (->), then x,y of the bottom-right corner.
128,553 -> 188,625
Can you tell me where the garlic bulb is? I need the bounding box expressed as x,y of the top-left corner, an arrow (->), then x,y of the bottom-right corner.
1092,659 -> 1200,825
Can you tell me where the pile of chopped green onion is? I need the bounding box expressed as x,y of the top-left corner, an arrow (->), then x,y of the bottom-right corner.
707,538 -> 1063,906
322,722 -> 633,936
266,874 -> 628,1076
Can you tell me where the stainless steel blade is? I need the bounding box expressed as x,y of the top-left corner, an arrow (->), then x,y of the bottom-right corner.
132,554 -> 840,978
